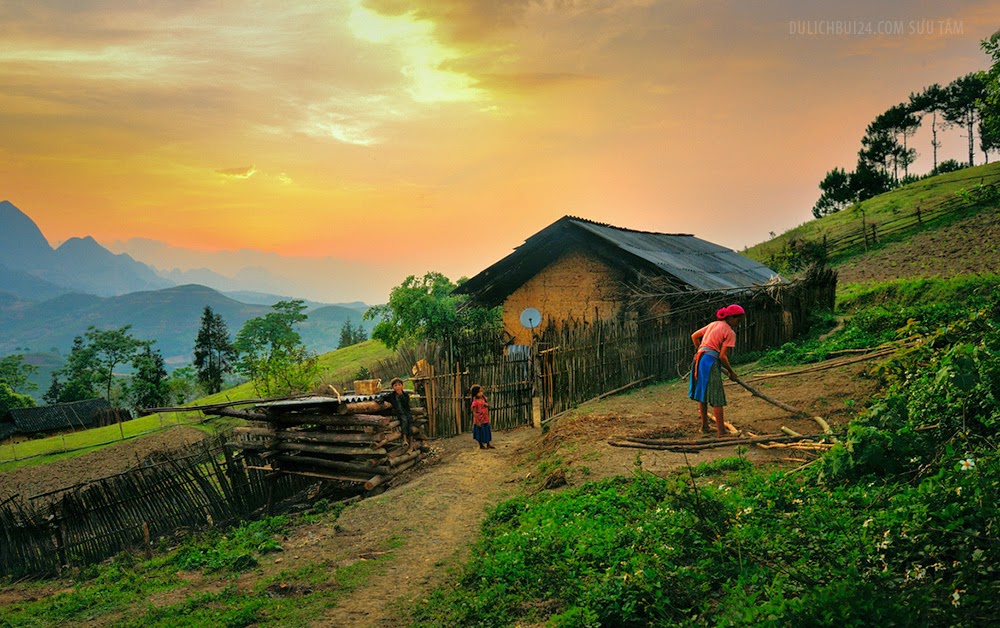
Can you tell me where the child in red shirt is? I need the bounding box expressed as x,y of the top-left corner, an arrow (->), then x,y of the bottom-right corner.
470,384 -> 494,449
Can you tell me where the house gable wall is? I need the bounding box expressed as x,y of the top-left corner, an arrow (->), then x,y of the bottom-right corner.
502,249 -> 627,345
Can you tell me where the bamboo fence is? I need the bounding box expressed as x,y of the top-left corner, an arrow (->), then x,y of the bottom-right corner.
0,435 -> 311,578
410,330 -> 534,437
536,268 -> 837,420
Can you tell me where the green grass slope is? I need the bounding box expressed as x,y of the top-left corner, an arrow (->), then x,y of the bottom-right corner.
745,162 -> 1000,274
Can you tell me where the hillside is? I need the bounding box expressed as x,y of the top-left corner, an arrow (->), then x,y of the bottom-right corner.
0,284 -> 376,366
745,162 -> 1000,282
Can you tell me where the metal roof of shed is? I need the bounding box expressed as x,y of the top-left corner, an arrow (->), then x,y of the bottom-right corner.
569,219 -> 778,291
8,398 -> 111,434
455,216 -> 780,306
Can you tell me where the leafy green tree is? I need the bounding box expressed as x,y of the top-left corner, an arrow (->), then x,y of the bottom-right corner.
910,83 -> 947,172
54,335 -> 99,402
932,158 -> 964,176
234,300 -> 318,396
0,354 -> 39,394
812,167 -> 854,218
882,103 -> 920,179
130,346 -> 169,411
858,126 -> 897,184
51,327 -> 150,403
42,372 -> 62,405
193,306 -> 236,394
166,366 -> 199,405
943,72 -> 988,167
364,272 -> 501,349
0,382 -> 35,412
850,158 -> 893,202
85,326 -> 150,402
337,318 -> 367,349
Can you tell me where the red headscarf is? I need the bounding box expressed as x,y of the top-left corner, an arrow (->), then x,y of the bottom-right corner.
716,304 -> 746,320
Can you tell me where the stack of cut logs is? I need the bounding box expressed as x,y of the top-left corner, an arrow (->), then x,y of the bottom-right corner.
225,393 -> 428,491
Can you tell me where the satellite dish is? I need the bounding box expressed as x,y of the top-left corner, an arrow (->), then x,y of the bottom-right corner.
519,307 -> 541,330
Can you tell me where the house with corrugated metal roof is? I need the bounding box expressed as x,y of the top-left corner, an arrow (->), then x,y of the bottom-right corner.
455,216 -> 780,344
3,398 -> 115,437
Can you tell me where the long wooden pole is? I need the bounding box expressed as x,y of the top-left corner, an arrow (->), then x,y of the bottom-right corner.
608,433 -> 835,452
730,376 -> 832,434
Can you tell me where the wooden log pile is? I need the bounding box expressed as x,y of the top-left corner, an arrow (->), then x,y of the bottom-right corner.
225,394 -> 429,491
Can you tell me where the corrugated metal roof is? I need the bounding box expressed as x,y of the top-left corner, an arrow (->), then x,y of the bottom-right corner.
9,398 -> 111,434
569,218 -> 778,291
454,216 -> 781,307
254,393 -> 388,411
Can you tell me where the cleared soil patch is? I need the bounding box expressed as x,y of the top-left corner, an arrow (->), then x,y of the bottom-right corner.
835,209 -> 1000,285
0,426 -> 208,503
529,362 -> 876,483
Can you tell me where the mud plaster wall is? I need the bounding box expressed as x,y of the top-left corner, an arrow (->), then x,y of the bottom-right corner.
502,249 -> 627,345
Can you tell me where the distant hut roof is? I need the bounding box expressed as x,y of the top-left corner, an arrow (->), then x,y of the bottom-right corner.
454,216 -> 780,307
8,398 -> 112,434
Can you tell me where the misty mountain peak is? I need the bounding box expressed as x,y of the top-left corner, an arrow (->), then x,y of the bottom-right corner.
0,200 -> 55,271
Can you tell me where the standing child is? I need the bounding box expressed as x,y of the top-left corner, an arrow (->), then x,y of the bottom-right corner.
387,377 -> 414,452
689,304 -> 745,437
470,384 -> 494,449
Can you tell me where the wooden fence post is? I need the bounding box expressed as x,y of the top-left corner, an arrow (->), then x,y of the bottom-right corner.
48,504 -> 66,574
143,521 -> 152,560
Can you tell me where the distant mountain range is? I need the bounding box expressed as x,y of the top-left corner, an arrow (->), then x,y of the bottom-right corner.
0,200 -> 173,298
0,284 -> 374,366
0,200 -> 376,367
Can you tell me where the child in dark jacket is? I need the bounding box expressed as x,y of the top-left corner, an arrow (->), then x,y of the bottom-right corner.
387,377 -> 414,452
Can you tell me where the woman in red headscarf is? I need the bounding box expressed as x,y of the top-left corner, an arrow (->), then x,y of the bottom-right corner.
689,304 -> 745,437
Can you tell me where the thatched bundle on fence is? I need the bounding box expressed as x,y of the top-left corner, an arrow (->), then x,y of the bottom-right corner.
225,393 -> 429,491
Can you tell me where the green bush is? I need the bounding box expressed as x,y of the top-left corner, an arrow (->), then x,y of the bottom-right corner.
169,516 -> 289,574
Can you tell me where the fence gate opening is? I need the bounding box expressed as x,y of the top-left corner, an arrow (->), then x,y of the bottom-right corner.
412,330 -> 535,437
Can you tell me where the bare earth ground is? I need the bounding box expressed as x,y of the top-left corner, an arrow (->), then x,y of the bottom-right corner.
0,360 -> 878,625
835,209 -> 1000,284
0,426 -> 209,503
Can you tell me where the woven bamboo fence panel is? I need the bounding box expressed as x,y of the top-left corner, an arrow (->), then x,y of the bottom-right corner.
0,435 -> 311,578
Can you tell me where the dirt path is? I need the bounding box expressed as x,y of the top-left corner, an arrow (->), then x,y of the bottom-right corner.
308,362 -> 876,626
303,428 -> 536,626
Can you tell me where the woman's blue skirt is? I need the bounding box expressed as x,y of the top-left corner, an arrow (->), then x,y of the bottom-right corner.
689,350 -> 727,407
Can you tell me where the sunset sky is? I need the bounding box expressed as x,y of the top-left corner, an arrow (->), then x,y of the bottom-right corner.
2,1 -> 998,303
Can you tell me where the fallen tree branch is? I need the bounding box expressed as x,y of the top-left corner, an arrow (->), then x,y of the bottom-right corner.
608,432 -> 836,452
730,376 -> 834,437
738,349 -> 895,381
